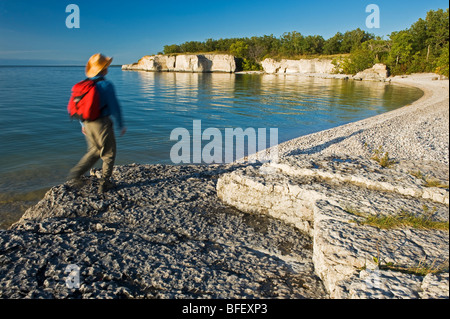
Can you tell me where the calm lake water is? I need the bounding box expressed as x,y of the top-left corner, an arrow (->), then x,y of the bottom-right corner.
0,66 -> 423,227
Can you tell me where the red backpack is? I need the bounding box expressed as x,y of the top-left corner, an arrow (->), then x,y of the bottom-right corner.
67,78 -> 102,121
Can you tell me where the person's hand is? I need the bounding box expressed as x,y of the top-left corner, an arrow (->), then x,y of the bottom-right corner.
120,127 -> 127,136
81,126 -> 86,135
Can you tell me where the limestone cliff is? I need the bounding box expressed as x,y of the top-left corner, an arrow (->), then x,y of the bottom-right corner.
261,58 -> 335,74
122,54 -> 237,73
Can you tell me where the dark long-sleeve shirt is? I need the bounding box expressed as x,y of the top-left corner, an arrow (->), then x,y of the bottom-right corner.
89,75 -> 125,131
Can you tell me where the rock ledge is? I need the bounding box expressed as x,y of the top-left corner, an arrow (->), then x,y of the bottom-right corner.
217,155 -> 449,298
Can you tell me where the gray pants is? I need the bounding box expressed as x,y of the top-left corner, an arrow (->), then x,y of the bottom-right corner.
69,117 -> 116,183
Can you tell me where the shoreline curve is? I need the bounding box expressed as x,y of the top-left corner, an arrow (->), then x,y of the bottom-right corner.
218,72 -> 449,298
256,72 -> 448,166
0,72 -> 447,300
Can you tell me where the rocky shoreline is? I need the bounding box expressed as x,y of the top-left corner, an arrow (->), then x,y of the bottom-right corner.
122,53 -> 393,82
0,164 -> 328,299
219,73 -> 449,298
0,73 -> 448,299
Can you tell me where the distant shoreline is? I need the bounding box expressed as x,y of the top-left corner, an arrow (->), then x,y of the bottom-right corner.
217,72 -> 449,298
264,72 -> 449,165
0,71 -> 447,299
0,65 -> 123,68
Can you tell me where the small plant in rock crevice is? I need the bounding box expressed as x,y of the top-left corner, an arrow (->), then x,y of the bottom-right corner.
346,205 -> 449,276
345,205 -> 448,231
409,170 -> 449,189
369,145 -> 397,168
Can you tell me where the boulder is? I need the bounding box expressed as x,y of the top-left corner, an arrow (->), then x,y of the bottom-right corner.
204,54 -> 237,73
354,63 -> 389,82
260,58 -> 281,74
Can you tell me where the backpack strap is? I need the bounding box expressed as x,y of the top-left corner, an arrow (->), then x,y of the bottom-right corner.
89,77 -> 105,83
91,77 -> 108,112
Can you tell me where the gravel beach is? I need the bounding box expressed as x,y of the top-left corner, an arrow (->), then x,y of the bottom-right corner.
274,73 -> 449,166
221,73 -> 449,298
0,73 -> 448,299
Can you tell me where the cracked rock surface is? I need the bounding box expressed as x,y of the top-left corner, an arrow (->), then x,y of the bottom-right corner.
218,75 -> 449,299
217,155 -> 449,299
0,164 -> 327,299
1,74 -> 447,300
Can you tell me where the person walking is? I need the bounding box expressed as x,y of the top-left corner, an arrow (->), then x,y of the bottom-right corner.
68,53 -> 126,193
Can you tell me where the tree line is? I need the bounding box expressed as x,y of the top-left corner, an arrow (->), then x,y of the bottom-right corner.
163,28 -> 374,71
162,8 -> 449,76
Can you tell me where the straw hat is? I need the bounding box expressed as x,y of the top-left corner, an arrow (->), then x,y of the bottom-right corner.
85,53 -> 113,78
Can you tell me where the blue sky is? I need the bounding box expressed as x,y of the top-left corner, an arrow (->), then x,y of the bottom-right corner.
0,0 -> 448,65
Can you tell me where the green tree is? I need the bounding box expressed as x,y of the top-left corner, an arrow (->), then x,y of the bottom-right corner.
387,8 -> 449,74
340,48 -> 376,74
248,35 -> 280,60
280,31 -> 305,56
179,41 -> 204,53
229,40 -> 249,58
159,8 -> 448,76
303,35 -> 325,55
230,40 -> 263,71
387,31 -> 414,73
324,32 -> 344,55
425,9 -> 449,51
340,28 -> 375,53
363,38 -> 390,62
409,17 -> 428,52
204,38 -> 217,52
163,44 -> 181,54
435,43 -> 449,76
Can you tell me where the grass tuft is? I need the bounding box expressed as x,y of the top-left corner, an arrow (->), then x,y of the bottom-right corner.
370,146 -> 396,168
379,259 -> 449,276
346,206 -> 448,231
409,170 -> 449,189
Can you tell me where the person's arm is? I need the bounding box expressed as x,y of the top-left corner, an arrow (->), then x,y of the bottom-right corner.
104,82 -> 126,135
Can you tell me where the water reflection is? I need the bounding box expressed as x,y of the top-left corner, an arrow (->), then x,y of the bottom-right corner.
0,67 -> 424,227
138,73 -> 415,124
0,67 -> 424,191
118,71 -> 423,164
136,72 -> 238,110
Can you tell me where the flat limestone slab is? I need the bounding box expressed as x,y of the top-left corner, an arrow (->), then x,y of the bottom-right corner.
217,155 -> 449,299
0,164 -> 327,299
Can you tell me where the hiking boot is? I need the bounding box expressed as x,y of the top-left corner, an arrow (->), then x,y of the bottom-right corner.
68,177 -> 84,189
98,179 -> 114,194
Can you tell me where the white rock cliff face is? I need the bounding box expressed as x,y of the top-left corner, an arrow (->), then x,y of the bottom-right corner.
123,55 -> 390,81
123,55 -> 336,75
122,54 -> 237,73
261,58 -> 336,74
